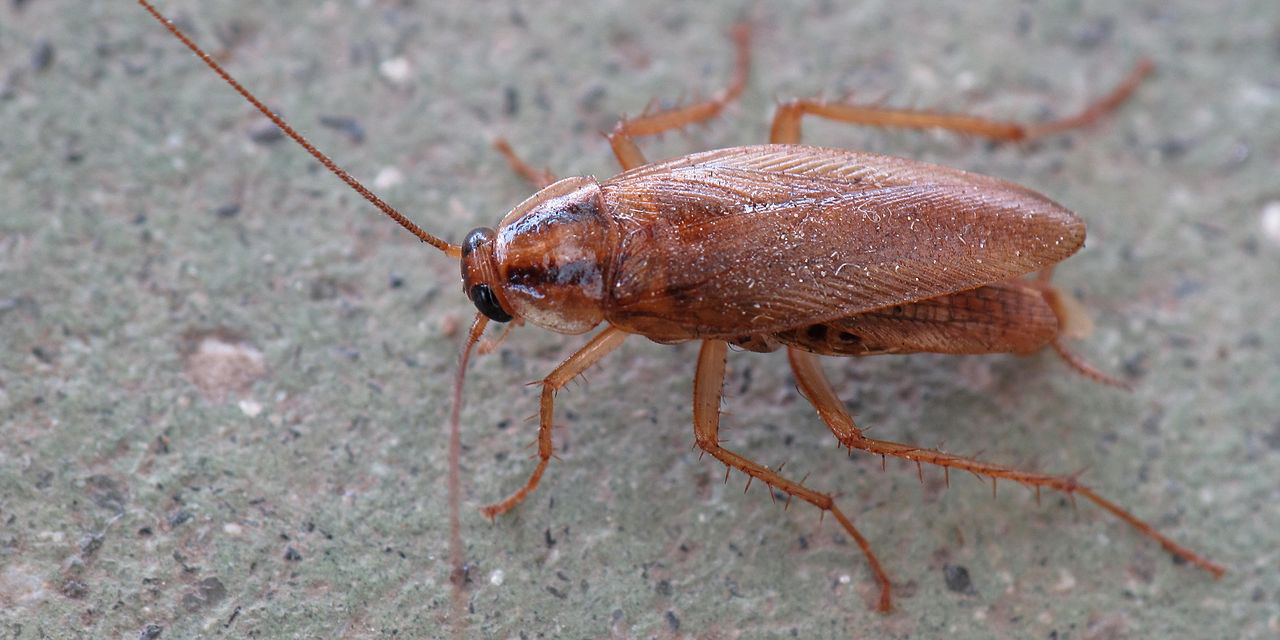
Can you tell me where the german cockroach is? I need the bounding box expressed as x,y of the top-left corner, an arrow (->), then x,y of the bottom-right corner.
138,0 -> 1223,615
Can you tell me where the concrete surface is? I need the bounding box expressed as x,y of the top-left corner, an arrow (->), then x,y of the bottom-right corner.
2,1 -> 1277,638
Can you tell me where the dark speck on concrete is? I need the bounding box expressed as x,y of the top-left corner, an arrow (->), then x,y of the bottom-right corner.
943,564 -> 977,596
1262,423 -> 1280,450
80,532 -> 104,557
284,546 -> 303,561
319,115 -> 365,144
181,577 -> 228,612
578,84 -> 606,113
1073,16 -> 1115,49
310,276 -> 341,301
248,118 -> 285,145
1015,10 -> 1032,35
656,579 -> 672,596
61,578 -> 89,599
85,475 -> 126,515
215,203 -> 240,218
32,40 -> 54,71
666,610 -> 680,632
1159,137 -> 1189,160
504,86 -> 519,115
0,70 -> 15,101
168,509 -> 192,528
139,624 -> 163,640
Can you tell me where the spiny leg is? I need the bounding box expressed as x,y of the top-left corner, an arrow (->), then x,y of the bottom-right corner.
479,327 -> 628,518
694,340 -> 894,612
492,138 -> 558,189
608,23 -> 752,170
769,58 -> 1153,144
785,347 -> 1225,578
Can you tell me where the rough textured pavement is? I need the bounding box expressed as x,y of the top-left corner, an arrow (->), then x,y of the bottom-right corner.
2,1 -> 1278,638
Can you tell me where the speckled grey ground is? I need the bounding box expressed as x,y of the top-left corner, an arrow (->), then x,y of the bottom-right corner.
2,1 -> 1278,638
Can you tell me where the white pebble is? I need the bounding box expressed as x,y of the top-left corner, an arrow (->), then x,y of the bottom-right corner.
238,399 -> 263,417
374,167 -> 404,190
1053,568 -> 1076,592
379,57 -> 412,85
1261,201 -> 1280,246
489,569 -> 505,586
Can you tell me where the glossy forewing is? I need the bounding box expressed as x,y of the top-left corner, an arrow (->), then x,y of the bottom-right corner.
599,145 -> 1084,340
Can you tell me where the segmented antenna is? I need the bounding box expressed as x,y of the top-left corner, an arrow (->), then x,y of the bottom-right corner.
137,0 -> 461,258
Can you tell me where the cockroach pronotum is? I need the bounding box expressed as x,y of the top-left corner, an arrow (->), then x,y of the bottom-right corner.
138,0 -> 1223,615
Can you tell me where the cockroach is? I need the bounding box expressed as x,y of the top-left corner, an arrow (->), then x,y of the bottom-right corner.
139,0 -> 1223,615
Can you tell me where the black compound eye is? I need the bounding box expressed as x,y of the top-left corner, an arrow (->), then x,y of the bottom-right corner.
469,284 -> 512,323
462,227 -> 494,257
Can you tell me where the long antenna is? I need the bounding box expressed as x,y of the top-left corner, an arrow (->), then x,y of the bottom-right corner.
137,0 -> 462,258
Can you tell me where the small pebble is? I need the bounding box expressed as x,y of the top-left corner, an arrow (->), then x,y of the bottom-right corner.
319,115 -> 365,144
1053,568 -> 1076,592
31,40 -> 54,71
238,399 -> 263,417
379,57 -> 412,85
374,167 -> 403,189
943,564 -> 977,595
1261,201 -> 1280,247
248,118 -> 284,145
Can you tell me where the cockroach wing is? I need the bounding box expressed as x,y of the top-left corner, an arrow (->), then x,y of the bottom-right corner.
770,281 -> 1061,357
599,145 -> 1084,340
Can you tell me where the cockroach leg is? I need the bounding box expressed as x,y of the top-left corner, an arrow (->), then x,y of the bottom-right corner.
479,327 -> 628,518
694,340 -> 894,612
476,321 -> 517,356
607,23 -> 752,170
769,58 -> 1154,144
785,348 -> 1226,578
492,138 -> 557,188
1048,339 -> 1133,390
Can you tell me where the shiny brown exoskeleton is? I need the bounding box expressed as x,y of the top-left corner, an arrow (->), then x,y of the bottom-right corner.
140,0 -> 1223,616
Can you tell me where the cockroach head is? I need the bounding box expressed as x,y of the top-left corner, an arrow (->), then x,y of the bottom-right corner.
460,176 -> 610,334
460,228 -> 513,323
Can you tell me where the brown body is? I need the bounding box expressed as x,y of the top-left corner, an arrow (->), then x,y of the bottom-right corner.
467,145 -> 1073,355
139,0 -> 1220,620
